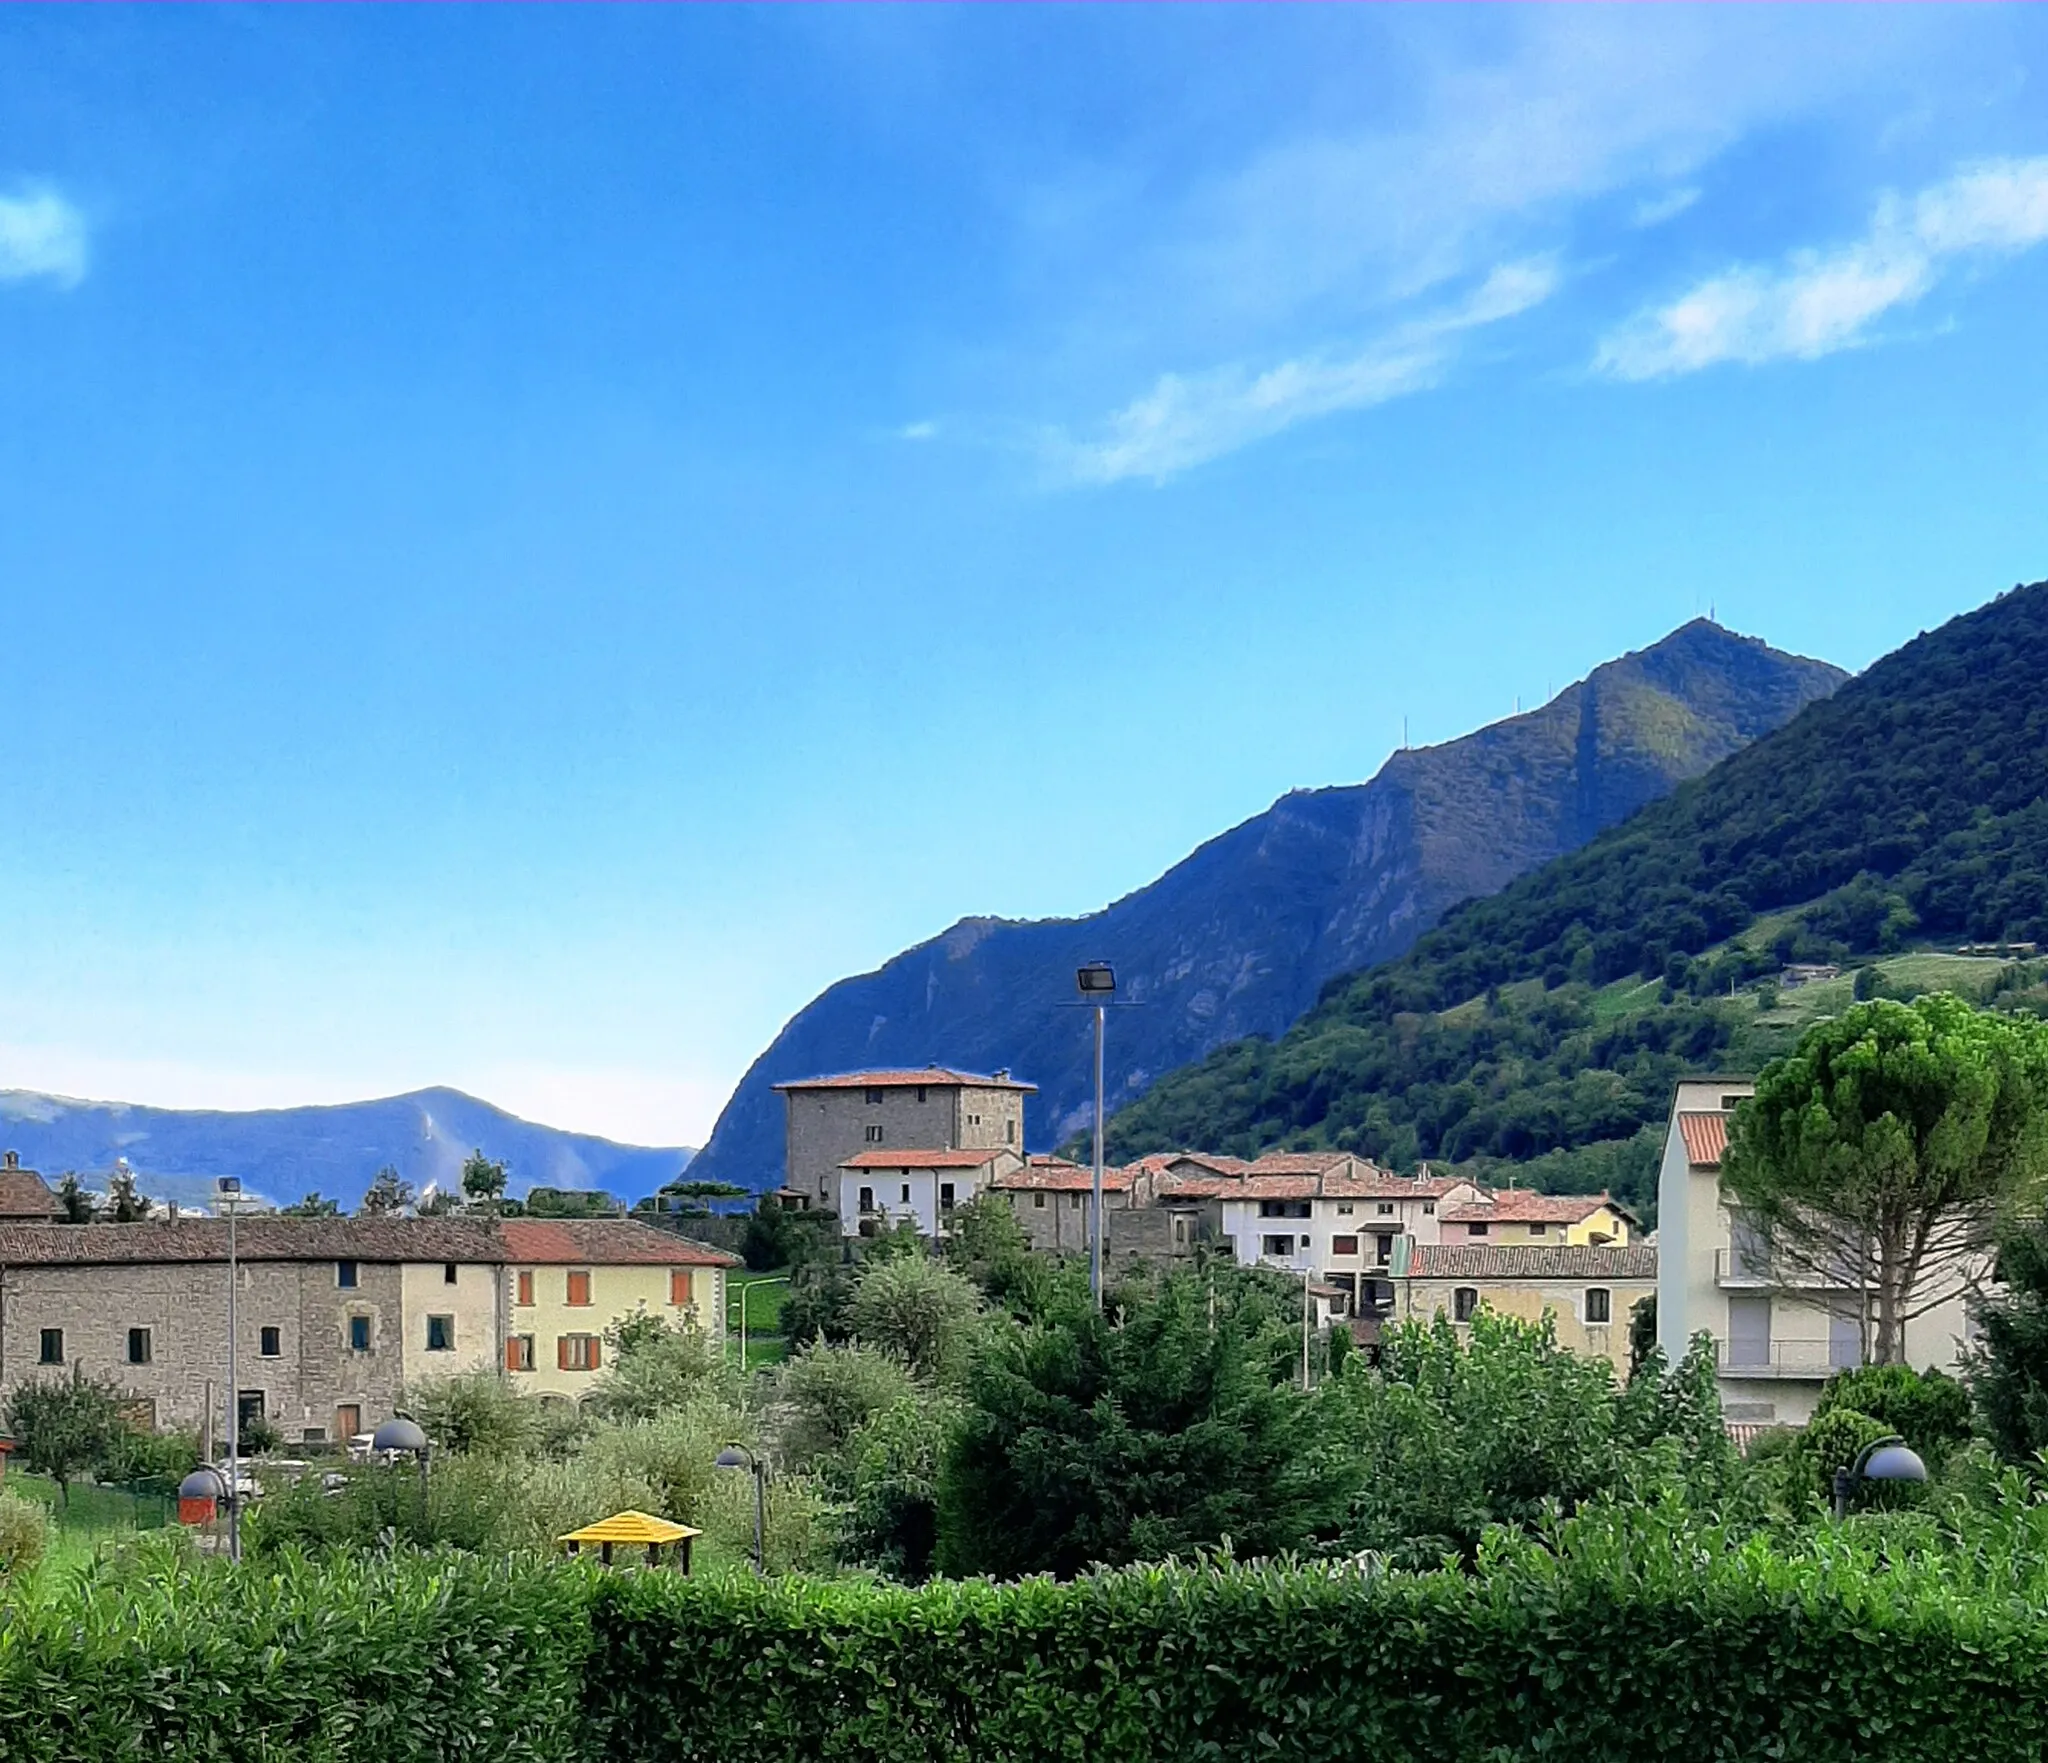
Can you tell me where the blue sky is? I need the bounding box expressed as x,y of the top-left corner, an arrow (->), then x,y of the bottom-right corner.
3,7 -> 2047,1148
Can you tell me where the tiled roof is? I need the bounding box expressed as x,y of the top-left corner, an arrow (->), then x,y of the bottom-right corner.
1677,1111 -> 1730,1169
990,1160 -> 1132,1192
498,1218 -> 737,1267
1440,1191 -> 1621,1226
773,1067 -> 1036,1093
1244,1151 -> 1356,1176
1122,1152 -> 1251,1177
0,1217 -> 506,1266
1212,1171 -> 1462,1202
1408,1243 -> 1657,1280
0,1169 -> 61,1220
839,1146 -> 1016,1171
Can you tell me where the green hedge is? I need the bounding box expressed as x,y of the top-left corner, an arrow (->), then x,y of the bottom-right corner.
7,1511 -> 2048,1762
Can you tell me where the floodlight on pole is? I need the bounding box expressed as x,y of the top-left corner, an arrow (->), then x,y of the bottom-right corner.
715,1444 -> 766,1572
1831,1433 -> 1928,1520
1076,962 -> 1115,1307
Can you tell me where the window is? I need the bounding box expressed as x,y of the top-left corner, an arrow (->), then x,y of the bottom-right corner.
865,1087 -> 885,1105
443,1262 -> 458,1285
1374,1234 -> 1394,1266
1033,1193 -> 1046,1209
1006,1118 -> 1015,1143
864,1124 -> 884,1143
1261,1234 -> 1296,1258
127,1327 -> 152,1365
1453,1287 -> 1479,1323
1467,1222 -> 1489,1237
259,1326 -> 281,1358
38,1328 -> 62,1364
1257,1199 -> 1311,1219
426,1315 -> 455,1352
506,1335 -> 536,1372
1422,1201 -> 1436,1216
1332,1235 -> 1360,1257
516,1270 -> 534,1307
565,1270 -> 592,1306
302,1427 -> 326,1445
336,1403 -> 362,1441
348,1315 -> 371,1353
899,1183 -> 911,1204
1528,1223 -> 1548,1237
1335,1202 -> 1353,1215
336,1260 -> 359,1289
1376,1202 -> 1395,1216
1721,1094 -> 1746,1112
915,1086 -> 927,1104
1584,1288 -> 1612,1324
967,1112 -> 982,1127
939,1182 -> 956,1211
670,1269 -> 693,1307
858,1185 -> 875,1212
1298,1234 -> 1312,1250
558,1333 -> 601,1372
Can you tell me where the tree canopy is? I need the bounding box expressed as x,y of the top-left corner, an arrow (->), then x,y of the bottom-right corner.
1724,994 -> 2048,1362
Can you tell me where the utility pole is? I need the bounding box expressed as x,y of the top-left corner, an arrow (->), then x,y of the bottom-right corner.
218,1176 -> 242,1562
1301,1265 -> 1312,1390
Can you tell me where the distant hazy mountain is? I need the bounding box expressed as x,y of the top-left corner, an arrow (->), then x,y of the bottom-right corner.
686,620 -> 1845,1189
0,1086 -> 691,1212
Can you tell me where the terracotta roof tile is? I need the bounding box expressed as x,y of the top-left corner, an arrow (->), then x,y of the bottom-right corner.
0,1169 -> 61,1221
1677,1111 -> 1730,1169
0,1217 -> 506,1266
838,1147 -> 1017,1171
773,1067 -> 1036,1093
990,1160 -> 1132,1192
1440,1191 -> 1622,1226
498,1218 -> 737,1267
1408,1243 -> 1657,1280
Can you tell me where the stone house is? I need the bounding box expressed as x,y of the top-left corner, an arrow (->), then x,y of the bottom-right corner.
1393,1240 -> 1658,1369
499,1217 -> 736,1404
0,1152 -> 60,1223
774,1067 -> 1036,1210
0,1218 -> 506,1446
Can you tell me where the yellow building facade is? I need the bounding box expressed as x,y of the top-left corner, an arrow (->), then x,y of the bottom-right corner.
1394,1241 -> 1657,1370
498,1218 -> 737,1404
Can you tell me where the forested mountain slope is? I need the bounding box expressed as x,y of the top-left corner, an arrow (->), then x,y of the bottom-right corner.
1106,578 -> 2048,1211
687,621 -> 1840,1189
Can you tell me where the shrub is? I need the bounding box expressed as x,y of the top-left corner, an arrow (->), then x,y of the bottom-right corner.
1816,1363 -> 1973,1465
406,1371 -> 540,1458
0,1491 -> 50,1580
845,1257 -> 984,1383
2,1367 -> 127,1506
1788,1406 -> 1899,1507
582,1321 -> 737,1422
774,1343 -> 918,1471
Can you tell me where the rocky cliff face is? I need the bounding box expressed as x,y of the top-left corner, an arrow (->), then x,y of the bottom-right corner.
685,621 -> 1844,1189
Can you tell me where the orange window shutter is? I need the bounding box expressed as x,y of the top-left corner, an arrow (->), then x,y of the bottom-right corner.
670,1270 -> 689,1307
589,1337 -> 601,1369
506,1339 -> 519,1371
517,1271 -> 533,1306
557,1336 -> 571,1371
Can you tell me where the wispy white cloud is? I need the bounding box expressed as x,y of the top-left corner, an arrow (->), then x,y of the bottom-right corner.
1055,258 -> 1559,486
0,184 -> 88,288
1596,156 -> 2048,380
1632,187 -> 1701,229
897,420 -> 940,442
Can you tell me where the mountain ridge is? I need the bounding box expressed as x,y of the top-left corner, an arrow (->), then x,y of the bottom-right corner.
686,619 -> 1844,1189
0,1084 -> 692,1211
1104,576 -> 2048,1203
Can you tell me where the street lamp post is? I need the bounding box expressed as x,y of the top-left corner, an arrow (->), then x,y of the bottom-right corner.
215,1177 -> 243,1562
715,1445 -> 766,1573
1831,1434 -> 1927,1520
730,1275 -> 789,1369
1076,962 -> 1116,1308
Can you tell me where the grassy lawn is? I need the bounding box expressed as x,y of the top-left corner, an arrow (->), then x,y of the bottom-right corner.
727,1271 -> 790,1369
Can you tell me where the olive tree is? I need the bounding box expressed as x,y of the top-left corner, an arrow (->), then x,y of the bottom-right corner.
1724,994 -> 2048,1364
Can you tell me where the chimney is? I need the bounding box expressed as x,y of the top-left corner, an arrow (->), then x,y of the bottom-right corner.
2,1151 -> 16,1171
994,1069 -> 1009,1083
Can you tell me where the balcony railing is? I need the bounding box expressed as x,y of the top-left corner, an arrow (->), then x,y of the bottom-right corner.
1714,1249 -> 1864,1292
1715,1338 -> 1857,1379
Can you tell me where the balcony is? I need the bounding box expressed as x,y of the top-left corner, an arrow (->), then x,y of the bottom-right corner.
1715,1338 -> 1856,1380
1714,1249 -> 1864,1292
